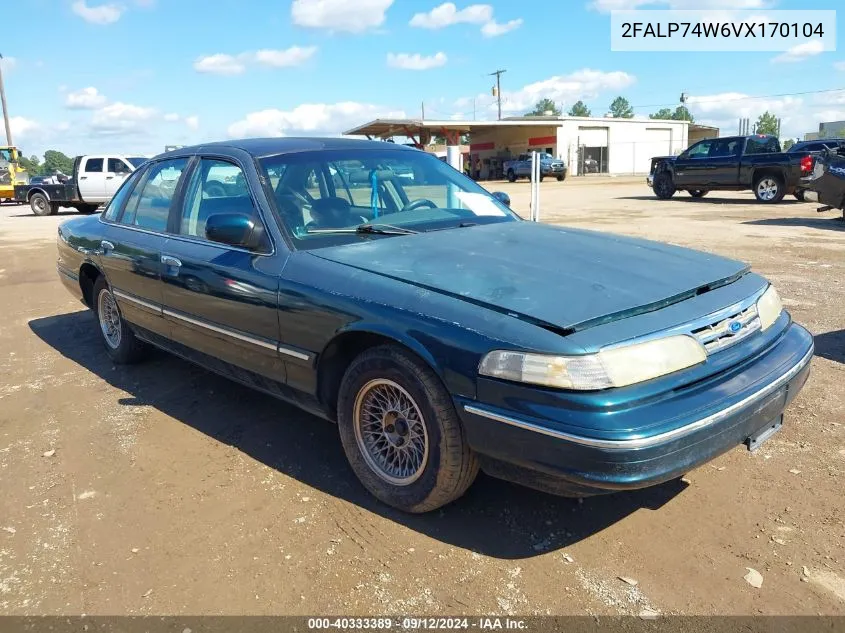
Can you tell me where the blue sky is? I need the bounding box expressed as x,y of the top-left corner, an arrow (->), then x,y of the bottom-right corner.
2,0 -> 844,159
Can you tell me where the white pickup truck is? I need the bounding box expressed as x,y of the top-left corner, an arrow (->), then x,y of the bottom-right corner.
14,154 -> 148,216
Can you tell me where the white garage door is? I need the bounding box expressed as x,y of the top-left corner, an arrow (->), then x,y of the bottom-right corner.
639,128 -> 673,173
576,126 -> 609,146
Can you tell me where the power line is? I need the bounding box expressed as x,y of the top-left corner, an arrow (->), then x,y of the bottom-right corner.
632,86 -> 845,110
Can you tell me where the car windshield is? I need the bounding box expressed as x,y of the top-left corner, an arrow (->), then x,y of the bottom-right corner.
127,157 -> 149,167
258,147 -> 518,249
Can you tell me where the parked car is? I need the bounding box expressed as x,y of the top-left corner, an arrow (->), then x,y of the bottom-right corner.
798,142 -> 845,219
15,154 -> 148,216
504,152 -> 567,182
788,139 -> 845,201
55,138 -> 813,513
648,135 -> 815,203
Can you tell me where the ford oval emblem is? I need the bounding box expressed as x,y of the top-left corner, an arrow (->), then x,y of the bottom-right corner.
728,320 -> 743,334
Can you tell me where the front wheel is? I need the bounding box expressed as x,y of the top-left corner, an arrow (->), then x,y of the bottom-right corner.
754,175 -> 785,203
507,169 -> 516,182
688,189 -> 708,198
653,172 -> 676,200
337,345 -> 479,513
556,174 -> 565,182
93,277 -> 148,364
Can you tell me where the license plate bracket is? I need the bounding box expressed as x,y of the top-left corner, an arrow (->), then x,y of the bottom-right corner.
746,415 -> 783,452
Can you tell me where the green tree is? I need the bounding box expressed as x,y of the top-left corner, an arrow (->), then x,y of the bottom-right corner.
42,150 -> 75,175
782,138 -> 796,150
608,96 -> 634,118
650,108 -> 674,120
19,154 -> 43,176
673,105 -> 694,123
528,98 -> 561,116
753,111 -> 779,136
567,100 -> 591,117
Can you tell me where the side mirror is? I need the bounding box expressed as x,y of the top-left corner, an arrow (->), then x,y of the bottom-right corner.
492,191 -> 511,207
205,213 -> 260,249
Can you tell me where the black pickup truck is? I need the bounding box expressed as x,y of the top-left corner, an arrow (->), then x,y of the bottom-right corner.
647,134 -> 814,204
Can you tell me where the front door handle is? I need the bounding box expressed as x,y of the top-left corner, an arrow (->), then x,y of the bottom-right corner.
161,255 -> 182,268
100,240 -> 115,253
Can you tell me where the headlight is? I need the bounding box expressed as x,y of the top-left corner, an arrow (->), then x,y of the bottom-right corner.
479,335 -> 706,391
756,285 -> 783,331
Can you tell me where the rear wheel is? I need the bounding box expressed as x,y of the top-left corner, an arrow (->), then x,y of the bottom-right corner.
653,172 -> 676,200
337,345 -> 479,513
77,204 -> 100,214
30,193 -> 54,216
556,174 -> 565,182
92,276 -> 148,364
753,174 -> 785,203
688,189 -> 708,198
507,169 -> 516,182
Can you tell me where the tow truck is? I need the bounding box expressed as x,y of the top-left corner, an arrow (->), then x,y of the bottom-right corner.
0,145 -> 27,203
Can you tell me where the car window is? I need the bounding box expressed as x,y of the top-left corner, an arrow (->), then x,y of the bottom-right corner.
85,158 -> 104,173
107,158 -> 132,174
179,158 -> 260,240
745,136 -> 780,154
708,139 -> 739,158
686,141 -> 713,159
102,169 -> 144,221
261,147 -> 516,248
120,158 -> 189,232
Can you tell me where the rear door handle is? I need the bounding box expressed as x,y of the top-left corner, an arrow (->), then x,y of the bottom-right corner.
161,255 -> 182,268
100,240 -> 114,253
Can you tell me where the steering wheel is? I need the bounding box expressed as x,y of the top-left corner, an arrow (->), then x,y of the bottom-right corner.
402,198 -> 438,212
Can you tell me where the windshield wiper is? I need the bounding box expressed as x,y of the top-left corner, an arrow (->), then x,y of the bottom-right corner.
305,223 -> 419,236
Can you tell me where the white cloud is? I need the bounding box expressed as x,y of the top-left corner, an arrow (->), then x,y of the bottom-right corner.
481,18 -> 523,37
589,0 -> 768,10
194,47 -> 317,75
772,40 -> 825,63
0,56 -> 16,73
194,53 -> 246,76
410,3 -> 493,28
387,52 -> 448,71
228,102 -> 406,138
90,102 -> 158,136
10,116 -> 41,141
291,0 -> 394,33
685,91 -> 845,139
185,116 -> 200,130
164,113 -> 180,122
71,0 -> 123,25
254,46 -> 318,68
460,68 -> 636,115
65,87 -> 108,110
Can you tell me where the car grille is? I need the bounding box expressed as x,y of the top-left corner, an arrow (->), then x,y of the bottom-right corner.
690,304 -> 761,353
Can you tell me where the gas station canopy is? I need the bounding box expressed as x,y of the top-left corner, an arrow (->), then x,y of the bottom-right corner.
344,118 -> 562,148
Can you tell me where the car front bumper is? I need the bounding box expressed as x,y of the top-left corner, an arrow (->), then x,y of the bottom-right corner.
456,322 -> 814,497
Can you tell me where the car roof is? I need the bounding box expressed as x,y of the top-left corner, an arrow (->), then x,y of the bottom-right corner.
153,137 -> 418,161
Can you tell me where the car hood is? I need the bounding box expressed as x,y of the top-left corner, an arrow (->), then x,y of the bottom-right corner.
311,222 -> 749,332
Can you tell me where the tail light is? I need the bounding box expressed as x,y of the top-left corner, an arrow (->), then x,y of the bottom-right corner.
800,155 -> 814,173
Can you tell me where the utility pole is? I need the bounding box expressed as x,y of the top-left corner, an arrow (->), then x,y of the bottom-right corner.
490,69 -> 506,120
0,53 -> 12,146
421,101 -> 425,120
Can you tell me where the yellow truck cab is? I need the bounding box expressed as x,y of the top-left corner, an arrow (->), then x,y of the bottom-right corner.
0,146 -> 26,202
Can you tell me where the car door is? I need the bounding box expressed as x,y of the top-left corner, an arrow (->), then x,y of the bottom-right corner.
707,138 -> 741,186
78,157 -> 107,202
97,157 -> 191,337
672,139 -> 715,188
159,156 -> 287,382
106,157 -> 134,199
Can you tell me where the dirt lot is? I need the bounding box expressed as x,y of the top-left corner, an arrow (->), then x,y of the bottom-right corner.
1,180 -> 843,617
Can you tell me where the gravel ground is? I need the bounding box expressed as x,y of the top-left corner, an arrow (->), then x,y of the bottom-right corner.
0,179 -> 843,616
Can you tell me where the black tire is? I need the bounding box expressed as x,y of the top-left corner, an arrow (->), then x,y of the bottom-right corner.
337,345 -> 479,513
538,173 -> 545,182
653,172 -> 676,200
556,174 -> 565,182
92,276 -> 148,364
30,193 -> 54,216
688,189 -> 708,198
77,204 -> 100,214
753,174 -> 785,203
507,169 -> 516,183
794,190 -> 806,202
